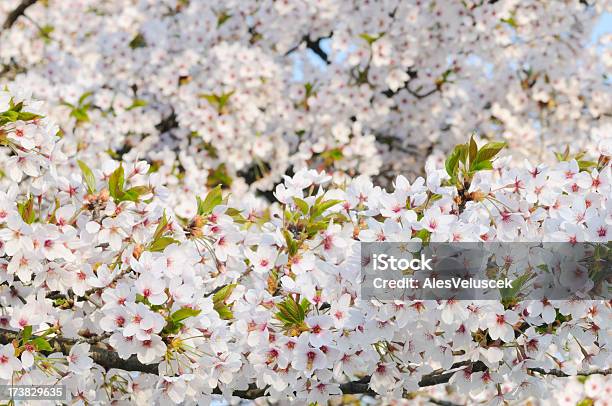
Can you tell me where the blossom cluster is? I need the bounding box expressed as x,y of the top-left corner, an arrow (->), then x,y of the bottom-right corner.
0,0 -> 610,199
0,88 -> 609,404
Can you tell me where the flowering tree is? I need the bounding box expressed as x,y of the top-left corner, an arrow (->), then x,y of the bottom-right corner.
1,0 -> 610,197
0,0 -> 610,404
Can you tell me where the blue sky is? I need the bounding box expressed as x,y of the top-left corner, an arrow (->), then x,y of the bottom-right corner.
592,12 -> 612,42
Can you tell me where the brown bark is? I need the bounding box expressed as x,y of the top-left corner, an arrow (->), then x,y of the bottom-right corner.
2,0 -> 38,30
0,328 -> 609,400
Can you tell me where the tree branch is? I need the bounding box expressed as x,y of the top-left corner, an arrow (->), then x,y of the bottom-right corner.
0,328 -> 159,374
427,398 -> 465,406
305,36 -> 331,64
1,328 -> 609,400
529,367 -> 611,377
285,34 -> 332,64
2,0 -> 38,30
382,75 -> 440,99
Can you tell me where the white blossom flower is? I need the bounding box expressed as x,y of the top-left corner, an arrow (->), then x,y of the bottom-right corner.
0,344 -> 21,380
68,343 -> 94,374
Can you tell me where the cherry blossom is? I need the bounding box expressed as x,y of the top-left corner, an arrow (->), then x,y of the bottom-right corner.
0,2 -> 608,403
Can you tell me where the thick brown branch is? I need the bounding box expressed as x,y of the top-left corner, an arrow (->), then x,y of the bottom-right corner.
0,328 -> 158,374
2,0 -> 38,30
0,328 -> 609,400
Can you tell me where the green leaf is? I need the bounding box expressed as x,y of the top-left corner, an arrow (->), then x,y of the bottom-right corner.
468,135 -> 478,167
17,196 -> 35,224
148,237 -> 178,252
275,310 -> 292,324
78,91 -> 93,106
217,12 -> 232,27
218,91 -> 234,110
311,199 -> 342,218
39,24 -> 54,43
199,92 -> 234,113
475,141 -> 506,163
306,220 -> 330,237
129,33 -> 147,48
414,229 -> 430,242
225,207 -> 247,223
576,398 -> 594,406
304,82 -> 315,98
32,337 -> 53,352
120,190 -> 139,202
0,111 -> 19,122
162,320 -> 182,335
10,100 -> 23,111
317,199 -> 342,212
206,163 -> 233,188
77,160 -> 97,193
299,298 -> 311,313
283,229 -> 299,257
275,307 -> 294,325
359,32 -> 383,45
293,197 -> 309,215
199,93 -> 218,106
17,112 -> 42,121
321,212 -> 348,224
170,307 -> 201,323
197,185 -> 223,215
153,211 -> 168,242
577,160 -> 597,171
472,160 -> 493,171
108,165 -> 125,200
561,145 -> 570,160
126,99 -> 148,111
70,107 -> 90,123
445,146 -> 461,178
275,296 -> 305,325
457,144 -> 468,165
500,272 -> 532,304
213,283 -> 237,304
60,100 -> 75,109
215,305 -> 234,320
500,17 -> 517,28
121,186 -> 150,202
22,325 -> 32,343
321,148 -> 343,162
